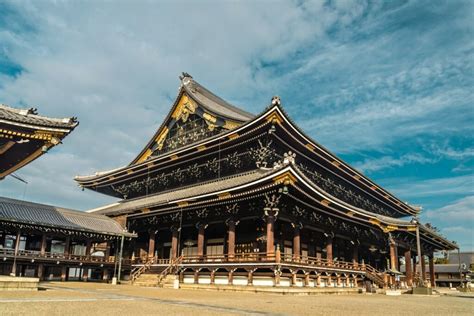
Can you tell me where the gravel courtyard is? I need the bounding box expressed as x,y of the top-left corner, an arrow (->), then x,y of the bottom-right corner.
0,282 -> 472,316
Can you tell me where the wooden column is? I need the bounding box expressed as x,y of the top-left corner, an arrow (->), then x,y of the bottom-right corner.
420,254 -> 426,282
85,240 -> 92,259
405,249 -> 413,286
197,224 -> 206,258
103,268 -> 110,281
82,267 -> 88,282
429,255 -> 436,287
64,236 -> 71,257
104,241 -> 111,262
171,227 -> 179,260
292,224 -> 301,260
227,219 -> 236,259
291,272 -> 297,286
37,264 -> 44,280
389,240 -> 398,271
228,270 -> 234,285
210,270 -> 215,285
316,274 -> 321,287
352,247 -> 359,267
326,238 -> 333,263
194,270 -> 199,284
247,270 -> 253,286
11,230 -> 21,276
266,214 -> 276,257
40,233 -> 47,256
304,273 -> 310,287
148,230 -> 156,259
61,266 -> 67,281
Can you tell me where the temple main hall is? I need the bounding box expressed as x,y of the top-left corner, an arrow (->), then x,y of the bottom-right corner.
75,73 -> 457,289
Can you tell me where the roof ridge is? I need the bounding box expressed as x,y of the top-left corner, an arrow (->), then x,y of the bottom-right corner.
0,103 -> 78,126
181,75 -> 255,120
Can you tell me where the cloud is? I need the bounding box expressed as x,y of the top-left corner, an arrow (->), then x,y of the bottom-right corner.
387,175 -> 474,199
354,153 -> 437,173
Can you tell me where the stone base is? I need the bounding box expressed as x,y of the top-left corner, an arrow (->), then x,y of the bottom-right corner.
179,284 -> 361,295
412,287 -> 432,295
0,276 -> 39,291
385,290 -> 402,296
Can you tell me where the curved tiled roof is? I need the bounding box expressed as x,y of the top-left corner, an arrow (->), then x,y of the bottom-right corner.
181,75 -> 254,122
0,104 -> 78,130
0,197 -> 131,237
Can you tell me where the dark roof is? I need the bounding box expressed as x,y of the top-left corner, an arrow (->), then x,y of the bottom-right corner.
0,197 -> 131,237
0,104 -> 78,130
400,264 -> 471,274
181,74 -> 254,122
89,169 -> 272,215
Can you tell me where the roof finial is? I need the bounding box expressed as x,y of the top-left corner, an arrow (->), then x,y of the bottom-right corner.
179,72 -> 193,80
271,96 -> 281,106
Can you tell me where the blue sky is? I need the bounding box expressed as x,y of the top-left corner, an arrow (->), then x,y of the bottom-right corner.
1,0 -> 473,251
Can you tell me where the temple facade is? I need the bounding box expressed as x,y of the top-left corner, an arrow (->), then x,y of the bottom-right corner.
76,73 -> 457,289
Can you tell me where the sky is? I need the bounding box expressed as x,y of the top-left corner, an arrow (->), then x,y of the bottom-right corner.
1,0 -> 472,251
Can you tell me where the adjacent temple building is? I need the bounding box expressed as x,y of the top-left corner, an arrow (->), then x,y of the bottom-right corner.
0,105 -> 133,282
75,73 -> 457,289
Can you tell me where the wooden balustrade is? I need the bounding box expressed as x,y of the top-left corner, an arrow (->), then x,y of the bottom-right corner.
0,248 -> 117,264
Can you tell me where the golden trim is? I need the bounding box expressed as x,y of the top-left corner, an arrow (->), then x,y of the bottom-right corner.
0,141 -> 15,155
305,143 -> 316,151
170,154 -> 178,160
142,208 -> 150,214
353,175 -> 361,180
203,112 -> 217,123
177,201 -> 189,207
320,199 -> 330,206
370,185 -> 377,190
346,211 -> 355,217
223,120 -> 241,130
127,170 -> 134,174
407,226 -> 417,232
273,172 -> 297,185
218,192 -> 232,200
108,176 -> 115,181
332,160 -> 341,167
228,133 -> 239,140
265,112 -> 283,125
197,145 -> 207,151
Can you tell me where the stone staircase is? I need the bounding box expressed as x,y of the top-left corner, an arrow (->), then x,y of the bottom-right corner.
131,256 -> 182,287
132,273 -> 160,287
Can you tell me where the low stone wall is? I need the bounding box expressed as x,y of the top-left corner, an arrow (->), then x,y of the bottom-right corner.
179,283 -> 361,295
0,276 -> 39,291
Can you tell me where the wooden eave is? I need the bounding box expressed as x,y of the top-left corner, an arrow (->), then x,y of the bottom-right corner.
76,104 -> 417,218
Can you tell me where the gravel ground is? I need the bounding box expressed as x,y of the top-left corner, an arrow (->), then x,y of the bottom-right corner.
0,282 -> 472,316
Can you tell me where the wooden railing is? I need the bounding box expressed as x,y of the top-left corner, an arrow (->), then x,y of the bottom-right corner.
130,257 -> 156,283
0,248 -> 116,264
157,256 -> 183,286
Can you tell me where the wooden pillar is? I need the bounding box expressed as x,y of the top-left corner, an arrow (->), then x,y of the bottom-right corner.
197,224 -> 206,258
148,230 -> 156,259
247,270 -> 253,286
389,240 -> 397,271
345,276 -> 350,287
336,274 -> 342,287
11,230 -> 21,276
316,275 -> 321,287
210,270 -> 215,285
293,224 -> 301,260
37,264 -> 44,280
103,268 -> 110,281
82,267 -> 88,282
420,254 -> 426,282
304,273 -> 310,287
104,241 -> 111,262
228,270 -> 234,285
171,227 -> 179,260
227,220 -> 236,259
194,270 -> 199,284
352,247 -> 359,267
429,255 -> 435,287
274,270 -> 281,286
61,266 -> 67,281
291,272 -> 297,286
266,214 -> 276,257
405,249 -> 413,286
40,233 -> 47,256
85,240 -> 92,259
64,236 -> 71,257
326,238 -> 333,263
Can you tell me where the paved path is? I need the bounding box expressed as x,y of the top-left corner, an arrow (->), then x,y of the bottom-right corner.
0,282 -> 472,316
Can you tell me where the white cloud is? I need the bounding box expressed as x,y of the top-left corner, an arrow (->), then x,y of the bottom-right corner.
354,153 -> 437,173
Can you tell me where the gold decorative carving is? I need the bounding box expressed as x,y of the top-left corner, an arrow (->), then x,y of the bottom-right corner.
265,112 -> 283,125
305,143 -> 316,151
273,172 -> 297,185
228,133 -> 239,140
218,192 -> 232,200
320,199 -> 330,206
223,120 -> 241,130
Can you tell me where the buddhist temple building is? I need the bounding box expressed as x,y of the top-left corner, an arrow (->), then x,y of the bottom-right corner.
0,104 -> 134,282
72,73 -> 456,289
